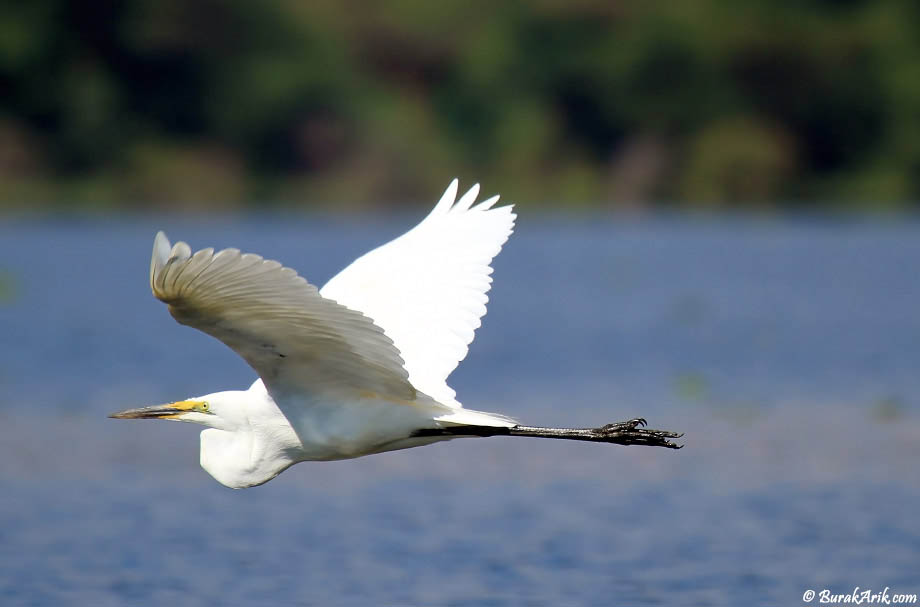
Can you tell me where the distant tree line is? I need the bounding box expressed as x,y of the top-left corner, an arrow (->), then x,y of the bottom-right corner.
1,0 -> 918,210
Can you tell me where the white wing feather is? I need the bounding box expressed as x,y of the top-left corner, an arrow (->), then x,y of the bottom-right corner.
149,232 -> 416,402
320,179 -> 515,407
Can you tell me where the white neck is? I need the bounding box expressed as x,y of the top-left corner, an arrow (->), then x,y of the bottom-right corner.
199,427 -> 295,488
195,382 -> 301,488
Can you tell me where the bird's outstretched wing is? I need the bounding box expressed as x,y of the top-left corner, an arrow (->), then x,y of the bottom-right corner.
149,232 -> 415,402
320,179 -> 515,407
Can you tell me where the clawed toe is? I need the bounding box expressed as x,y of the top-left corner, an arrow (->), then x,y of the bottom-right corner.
599,418 -> 647,432
594,418 -> 684,449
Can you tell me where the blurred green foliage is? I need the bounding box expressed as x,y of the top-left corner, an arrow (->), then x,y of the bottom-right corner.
0,269 -> 17,303
1,0 -> 918,210
673,371 -> 710,402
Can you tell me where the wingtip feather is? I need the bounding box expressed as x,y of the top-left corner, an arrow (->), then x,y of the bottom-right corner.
474,194 -> 501,210
150,231 -> 172,289
454,183 -> 481,211
170,241 -> 192,262
432,179 -> 460,214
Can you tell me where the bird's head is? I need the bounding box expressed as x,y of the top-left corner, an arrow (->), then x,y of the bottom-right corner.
109,392 -> 239,431
110,388 -> 294,489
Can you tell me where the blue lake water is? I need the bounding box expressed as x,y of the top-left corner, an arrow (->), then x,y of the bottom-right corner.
1,215 -> 918,605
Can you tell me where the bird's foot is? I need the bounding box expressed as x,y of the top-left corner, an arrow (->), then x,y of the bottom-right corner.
599,418 -> 647,432
593,418 -> 684,449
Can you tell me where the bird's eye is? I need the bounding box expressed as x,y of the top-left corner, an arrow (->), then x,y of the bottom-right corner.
201,402 -> 209,411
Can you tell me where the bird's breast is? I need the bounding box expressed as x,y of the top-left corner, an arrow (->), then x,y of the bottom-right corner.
275,393 -> 444,461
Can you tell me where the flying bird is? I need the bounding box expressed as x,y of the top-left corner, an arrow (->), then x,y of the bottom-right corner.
111,180 -> 682,488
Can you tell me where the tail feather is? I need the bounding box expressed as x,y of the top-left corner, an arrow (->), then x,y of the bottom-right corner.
434,408 -> 517,428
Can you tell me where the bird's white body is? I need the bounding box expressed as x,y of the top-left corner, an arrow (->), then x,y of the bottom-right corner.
196,379 -> 471,488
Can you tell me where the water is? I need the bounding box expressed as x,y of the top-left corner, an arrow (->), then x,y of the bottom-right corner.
1,215 -> 918,605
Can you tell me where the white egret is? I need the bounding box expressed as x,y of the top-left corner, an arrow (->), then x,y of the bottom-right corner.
111,180 -> 682,488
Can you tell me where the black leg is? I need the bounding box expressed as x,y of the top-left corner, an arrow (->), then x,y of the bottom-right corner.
412,419 -> 684,449
509,420 -> 683,449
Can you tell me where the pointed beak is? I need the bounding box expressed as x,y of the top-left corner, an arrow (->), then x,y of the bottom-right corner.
109,400 -> 205,420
